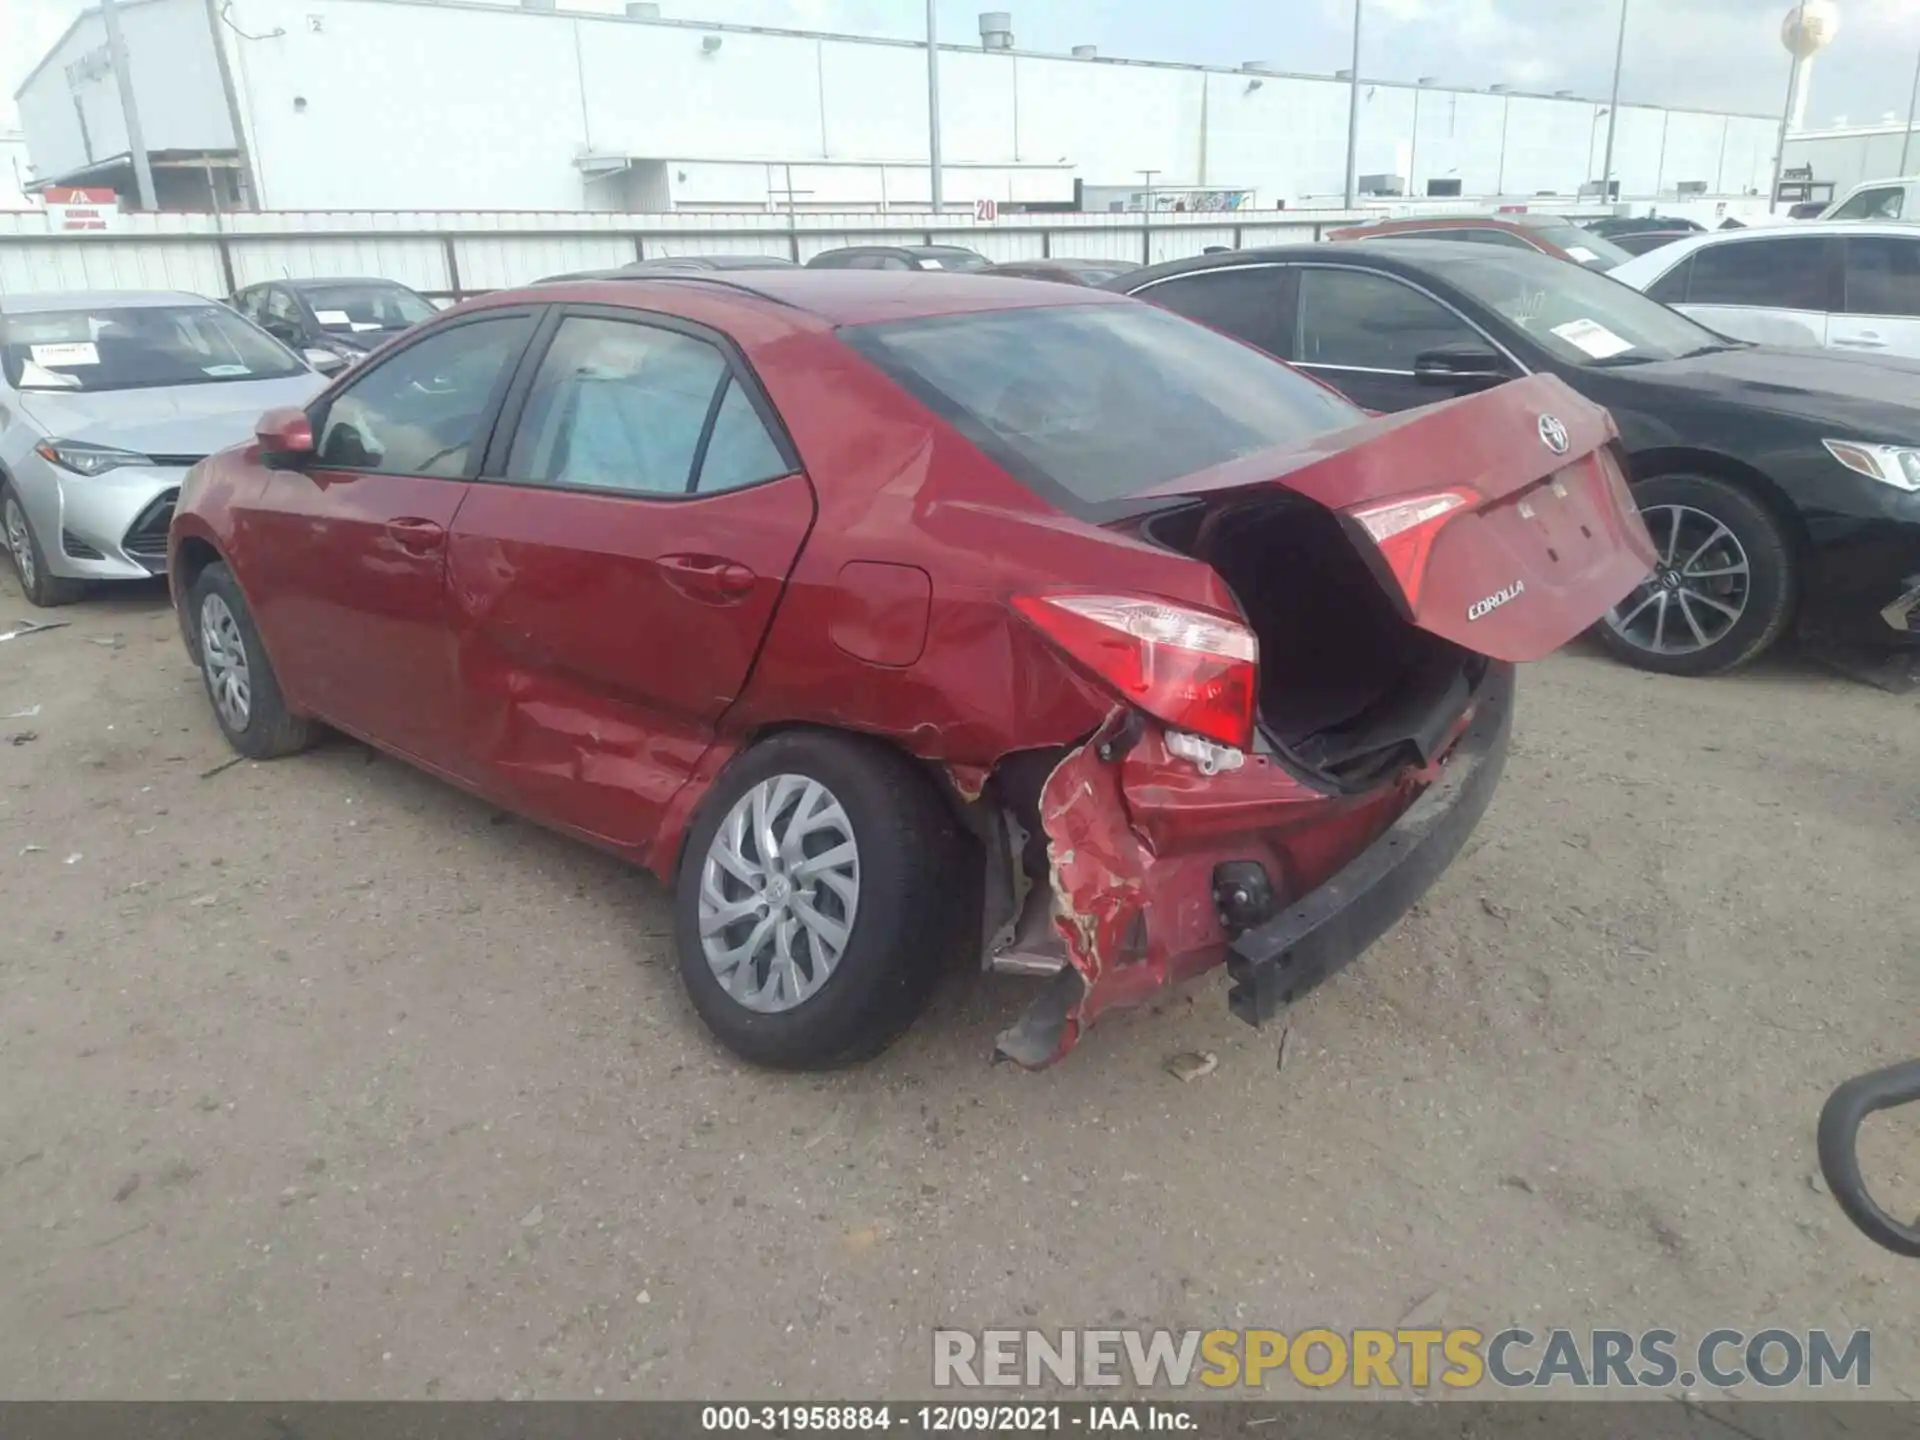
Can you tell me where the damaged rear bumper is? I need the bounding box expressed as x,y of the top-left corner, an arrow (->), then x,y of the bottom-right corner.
995,664 -> 1514,1068
1225,663 -> 1513,1026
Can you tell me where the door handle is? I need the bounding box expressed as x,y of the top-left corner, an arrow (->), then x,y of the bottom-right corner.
659,553 -> 757,603
385,517 -> 446,553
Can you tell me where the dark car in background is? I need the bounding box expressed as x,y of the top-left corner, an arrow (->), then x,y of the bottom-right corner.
982,258 -> 1138,287
233,277 -> 437,372
1582,215 -> 1705,241
805,244 -> 989,272
1118,241 -> 1920,677
1327,215 -> 1634,271
536,254 -> 798,283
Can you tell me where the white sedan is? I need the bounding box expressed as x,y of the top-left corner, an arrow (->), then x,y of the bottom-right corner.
1608,220 -> 1920,359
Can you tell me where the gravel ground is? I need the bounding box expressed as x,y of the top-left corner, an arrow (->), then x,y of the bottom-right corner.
0,570 -> 1914,1402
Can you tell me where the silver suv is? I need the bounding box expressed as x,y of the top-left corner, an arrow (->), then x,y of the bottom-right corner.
0,290 -> 326,606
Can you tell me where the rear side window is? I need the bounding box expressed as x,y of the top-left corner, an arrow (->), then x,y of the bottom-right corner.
317,315 -> 533,476
1687,238 -> 1832,311
1843,236 -> 1920,317
1645,254 -> 1694,305
843,302 -> 1361,514
505,315 -> 790,497
1137,267 -> 1288,355
1830,186 -> 1905,221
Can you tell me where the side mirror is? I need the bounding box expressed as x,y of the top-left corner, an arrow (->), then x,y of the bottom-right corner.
303,347 -> 348,376
1414,345 -> 1510,389
256,407 -> 315,469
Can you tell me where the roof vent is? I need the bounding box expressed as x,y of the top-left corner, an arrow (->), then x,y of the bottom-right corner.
1240,60 -> 1279,74
626,2 -> 660,15
1554,88 -> 1574,97
979,11 -> 1013,50
1489,83 -> 1510,93
1417,75 -> 1437,85
520,0 -> 556,11
1335,68 -> 1353,80
1071,44 -> 1097,58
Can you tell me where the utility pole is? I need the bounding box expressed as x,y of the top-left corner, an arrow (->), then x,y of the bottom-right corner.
101,0 -> 157,211
1771,55 -> 1802,213
1902,47 -> 1920,176
1599,0 -> 1628,205
925,0 -> 944,214
202,0 -> 258,208
1342,0 -> 1363,209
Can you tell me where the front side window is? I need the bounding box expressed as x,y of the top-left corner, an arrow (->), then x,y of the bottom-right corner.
0,303 -> 308,392
1294,269 -> 1481,371
1830,186 -> 1904,221
1843,236 -> 1920,318
315,315 -> 532,476
844,301 -> 1362,513
1686,237 -> 1832,311
507,316 -> 786,497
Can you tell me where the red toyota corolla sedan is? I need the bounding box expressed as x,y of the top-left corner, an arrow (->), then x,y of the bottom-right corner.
168,271 -> 1655,1069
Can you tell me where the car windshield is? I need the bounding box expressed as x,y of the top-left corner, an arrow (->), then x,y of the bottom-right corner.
1,303 -> 307,392
914,248 -> 991,272
1527,222 -> 1634,270
301,283 -> 436,334
1435,252 -> 1727,366
844,302 -> 1363,511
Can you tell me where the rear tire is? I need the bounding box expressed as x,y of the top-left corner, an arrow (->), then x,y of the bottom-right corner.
673,731 -> 965,1069
1594,472 -> 1795,677
3,485 -> 85,608
188,561 -> 313,759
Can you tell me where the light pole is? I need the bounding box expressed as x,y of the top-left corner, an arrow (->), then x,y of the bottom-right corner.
1901,47 -> 1920,175
100,0 -> 157,211
1599,0 -> 1628,205
1343,0 -> 1363,209
926,0 -> 944,213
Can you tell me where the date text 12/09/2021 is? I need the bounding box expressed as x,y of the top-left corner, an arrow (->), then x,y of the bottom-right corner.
701,1405 -> 1192,1432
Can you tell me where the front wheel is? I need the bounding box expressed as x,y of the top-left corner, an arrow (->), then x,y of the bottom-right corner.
673,731 -> 965,1069
3,485 -> 84,608
188,562 -> 314,759
1594,473 -> 1796,677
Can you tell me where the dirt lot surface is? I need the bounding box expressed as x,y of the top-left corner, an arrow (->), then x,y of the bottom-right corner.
0,569 -> 1914,1402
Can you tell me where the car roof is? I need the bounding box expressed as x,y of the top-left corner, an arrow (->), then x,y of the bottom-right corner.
483,269 -> 1127,327
0,289 -> 212,315
1346,214 -> 1567,232
1122,238 -> 1562,290
1608,219 -> 1920,284
280,276 -> 419,289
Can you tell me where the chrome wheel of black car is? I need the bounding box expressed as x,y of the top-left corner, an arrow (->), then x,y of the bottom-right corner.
1604,503 -> 1752,656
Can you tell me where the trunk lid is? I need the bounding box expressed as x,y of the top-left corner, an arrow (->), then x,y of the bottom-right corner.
1138,375 -> 1658,663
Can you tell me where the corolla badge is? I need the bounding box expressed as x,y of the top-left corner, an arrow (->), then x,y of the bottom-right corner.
1468,581 -> 1525,621
1538,413 -> 1571,455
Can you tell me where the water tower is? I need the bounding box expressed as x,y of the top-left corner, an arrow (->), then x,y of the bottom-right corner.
1782,1 -> 1841,131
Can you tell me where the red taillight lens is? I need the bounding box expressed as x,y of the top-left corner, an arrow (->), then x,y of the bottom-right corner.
1012,592 -> 1258,750
1347,486 -> 1481,609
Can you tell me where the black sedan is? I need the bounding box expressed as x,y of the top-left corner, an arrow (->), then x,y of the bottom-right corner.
1116,242 -> 1920,676
232,276 -> 437,371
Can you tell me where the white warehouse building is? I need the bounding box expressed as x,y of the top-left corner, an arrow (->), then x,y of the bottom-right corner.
13,0 -> 1784,215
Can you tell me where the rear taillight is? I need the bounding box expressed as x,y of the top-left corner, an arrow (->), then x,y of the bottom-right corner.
1012,592 -> 1258,750
1347,487 -> 1480,609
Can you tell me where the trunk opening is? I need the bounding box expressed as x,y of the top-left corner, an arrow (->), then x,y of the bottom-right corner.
1146,497 -> 1484,790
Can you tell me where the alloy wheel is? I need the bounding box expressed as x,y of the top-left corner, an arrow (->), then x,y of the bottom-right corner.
1604,503 -> 1751,657
698,773 -> 861,1014
199,592 -> 253,732
4,497 -> 36,593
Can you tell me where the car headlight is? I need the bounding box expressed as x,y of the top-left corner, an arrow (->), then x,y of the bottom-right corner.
32,439 -> 155,476
1824,439 -> 1920,493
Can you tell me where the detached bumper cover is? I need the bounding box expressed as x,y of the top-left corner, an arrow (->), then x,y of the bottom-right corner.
1225,662 -> 1514,1027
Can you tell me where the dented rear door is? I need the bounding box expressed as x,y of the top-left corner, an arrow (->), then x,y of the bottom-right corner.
1145,374 -> 1659,661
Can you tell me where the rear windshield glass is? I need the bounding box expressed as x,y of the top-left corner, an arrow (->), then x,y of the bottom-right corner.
301,283 -> 436,333
2,303 -> 307,391
1529,222 -> 1634,270
844,302 -> 1362,511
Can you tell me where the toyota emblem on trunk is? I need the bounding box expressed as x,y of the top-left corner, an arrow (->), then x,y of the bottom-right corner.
1538,414 -> 1571,455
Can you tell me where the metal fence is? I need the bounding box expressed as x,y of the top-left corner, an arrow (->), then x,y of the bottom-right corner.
0,202 -> 1658,301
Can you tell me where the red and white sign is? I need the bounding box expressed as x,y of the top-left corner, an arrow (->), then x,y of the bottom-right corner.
973,197 -> 999,222
43,187 -> 119,231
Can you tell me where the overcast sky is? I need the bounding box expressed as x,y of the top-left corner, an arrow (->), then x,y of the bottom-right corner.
7,0 -> 1920,129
